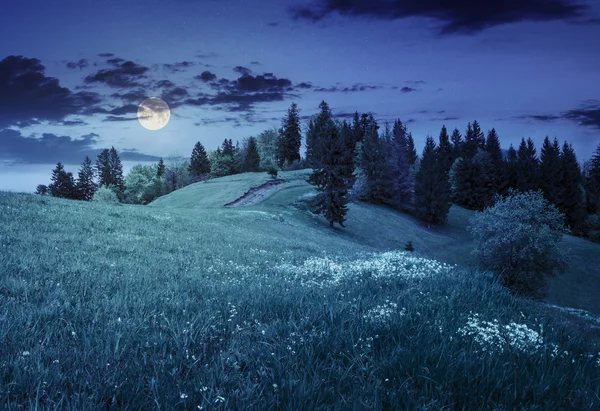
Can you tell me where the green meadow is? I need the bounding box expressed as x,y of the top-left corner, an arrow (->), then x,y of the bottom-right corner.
1,169 -> 599,410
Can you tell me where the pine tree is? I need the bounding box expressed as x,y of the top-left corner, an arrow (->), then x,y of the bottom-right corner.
585,143 -> 600,215
221,139 -> 235,156
276,102 -> 302,168
359,114 -> 386,203
307,120 -> 355,228
35,184 -> 48,196
244,136 -> 261,172
450,128 -> 463,161
539,137 -> 562,207
516,138 -> 539,193
311,100 -> 336,168
437,125 -> 453,174
414,136 -> 451,227
472,120 -> 486,150
485,128 -> 504,198
157,158 -> 165,177
406,133 -> 417,165
558,141 -> 585,232
49,162 -> 67,198
109,147 -> 125,201
388,119 -> 413,206
96,149 -> 112,187
504,144 -> 518,193
76,155 -> 97,201
304,116 -> 318,168
189,141 -> 211,176
463,122 -> 477,159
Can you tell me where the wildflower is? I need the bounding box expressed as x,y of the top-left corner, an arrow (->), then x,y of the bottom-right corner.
180,393 -> 188,399
22,351 -> 30,356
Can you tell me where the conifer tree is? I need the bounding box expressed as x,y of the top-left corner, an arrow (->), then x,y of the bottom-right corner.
406,132 -> 418,165
450,128 -> 463,161
157,158 -> 165,177
359,114 -> 386,202
558,141 -> 585,232
304,116 -> 318,168
49,162 -> 69,198
539,137 -> 562,207
463,122 -> 478,159
96,149 -> 112,187
311,100 -> 336,168
109,147 -> 125,201
504,144 -> 518,192
244,136 -> 261,172
276,102 -> 302,168
485,128 -> 504,197
585,143 -> 600,215
472,120 -> 486,150
516,138 -> 539,193
414,136 -> 451,227
437,125 -> 453,174
307,121 -> 355,228
189,141 -> 211,176
76,155 -> 97,201
35,184 -> 48,196
388,119 -> 413,206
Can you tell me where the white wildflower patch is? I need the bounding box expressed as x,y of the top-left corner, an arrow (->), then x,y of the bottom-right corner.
457,312 -> 551,355
363,299 -> 404,327
275,251 -> 456,288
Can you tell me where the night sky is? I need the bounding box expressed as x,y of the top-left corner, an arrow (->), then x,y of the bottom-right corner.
1,0 -> 599,193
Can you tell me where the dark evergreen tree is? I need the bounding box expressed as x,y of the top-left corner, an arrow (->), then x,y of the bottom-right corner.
189,141 -> 211,176
585,143 -> 600,215
516,138 -> 539,193
76,155 -> 97,201
539,137 -> 562,207
472,120 -> 486,150
437,125 -> 453,174
406,132 -> 418,165
156,158 -> 165,177
504,144 -> 518,193
96,149 -> 112,187
463,122 -> 478,159
109,147 -> 125,201
450,128 -> 463,161
304,116 -> 318,168
276,102 -> 302,168
221,139 -> 235,156
388,119 -> 413,206
244,136 -> 261,172
485,128 -> 504,197
414,136 -> 451,227
359,114 -> 386,202
49,162 -> 67,198
307,121 -> 355,228
311,100 -> 336,168
35,184 -> 48,196
558,141 -> 585,232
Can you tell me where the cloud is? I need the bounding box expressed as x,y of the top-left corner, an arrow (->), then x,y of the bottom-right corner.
109,104 -> 139,115
196,51 -> 219,59
163,61 -> 195,73
233,66 -> 252,75
106,57 -> 125,65
290,0 -> 588,34
563,100 -> 600,129
400,86 -> 416,93
84,60 -> 149,88
516,114 -> 562,122
53,120 -> 89,126
98,53 -> 114,57
66,59 -> 89,69
196,70 -> 217,82
406,80 -> 426,85
111,89 -> 148,104
267,22 -> 279,27
0,55 -> 104,128
102,116 -> 139,122
313,83 -> 381,93
297,82 -> 313,89
250,61 -> 261,65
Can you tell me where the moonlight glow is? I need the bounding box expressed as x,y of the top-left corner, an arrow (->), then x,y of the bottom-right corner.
138,97 -> 170,131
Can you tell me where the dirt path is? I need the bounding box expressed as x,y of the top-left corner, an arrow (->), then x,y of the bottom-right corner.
224,178 -> 287,206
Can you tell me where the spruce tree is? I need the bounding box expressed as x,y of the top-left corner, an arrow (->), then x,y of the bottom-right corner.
189,141 -> 211,176
307,121 -> 354,228
485,128 -> 504,197
437,125 -> 453,174
304,116 -> 318,168
406,133 -> 418,165
388,119 -> 413,206
472,120 -> 486,150
76,155 -> 97,201
585,143 -> 600,215
49,162 -> 68,198
516,138 -> 539,193
359,114 -> 386,203
276,102 -> 302,167
414,136 -> 451,227
450,128 -> 463,161
96,149 -> 112,187
504,144 -> 518,193
463,122 -> 477,159
312,100 -> 336,168
244,136 -> 261,172
109,147 -> 125,201
35,184 -> 48,196
539,137 -> 562,207
558,142 -> 584,232
157,158 -> 165,177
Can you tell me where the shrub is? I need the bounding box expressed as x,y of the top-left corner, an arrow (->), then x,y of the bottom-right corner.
584,214 -> 600,243
468,189 -> 569,299
92,185 -> 119,203
267,168 -> 278,178
404,241 -> 415,252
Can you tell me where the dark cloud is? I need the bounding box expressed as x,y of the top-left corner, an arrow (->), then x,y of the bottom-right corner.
563,100 -> 600,129
111,89 -> 147,103
0,55 -> 104,128
163,61 -> 195,73
161,87 -> 189,104
102,116 -> 139,122
106,57 -> 125,65
98,53 -> 114,57
66,59 -> 89,69
267,22 -> 279,27
250,61 -> 261,65
297,82 -> 313,89
84,60 -> 149,88
54,120 -> 89,126
406,80 -> 426,85
314,83 -> 381,93
233,66 -> 252,75
196,71 -> 217,82
109,104 -> 139,115
196,51 -> 219,59
290,0 -> 587,34
153,80 -> 176,89
401,86 -> 416,93
516,114 -> 562,122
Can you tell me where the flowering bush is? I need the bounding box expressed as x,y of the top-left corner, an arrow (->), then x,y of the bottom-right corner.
468,190 -> 569,299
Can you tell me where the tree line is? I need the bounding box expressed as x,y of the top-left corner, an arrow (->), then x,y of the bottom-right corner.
34,100 -> 600,241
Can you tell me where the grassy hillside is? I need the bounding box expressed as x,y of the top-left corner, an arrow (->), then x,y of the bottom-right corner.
1,177 -> 600,409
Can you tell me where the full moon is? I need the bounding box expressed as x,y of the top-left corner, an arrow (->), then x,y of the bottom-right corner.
138,97 -> 170,130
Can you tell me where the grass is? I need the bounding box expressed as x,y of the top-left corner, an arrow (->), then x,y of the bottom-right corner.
1,171 -> 600,409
